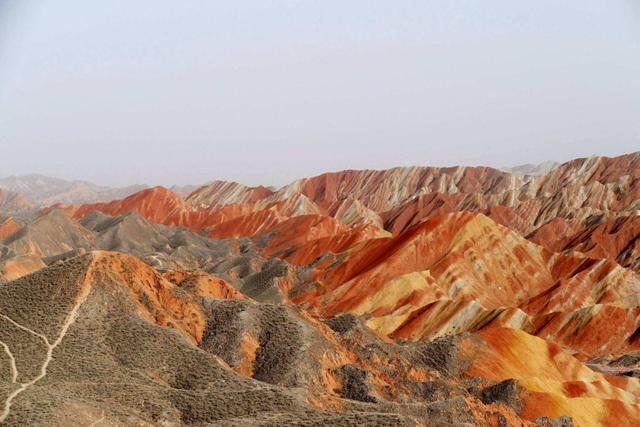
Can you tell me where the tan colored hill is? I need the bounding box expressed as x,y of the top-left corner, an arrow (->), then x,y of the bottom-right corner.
2,209 -> 94,259
0,218 -> 21,241
0,174 -> 146,206
0,190 -> 34,216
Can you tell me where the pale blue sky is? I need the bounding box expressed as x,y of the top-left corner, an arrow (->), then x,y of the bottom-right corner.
1,1 -> 639,186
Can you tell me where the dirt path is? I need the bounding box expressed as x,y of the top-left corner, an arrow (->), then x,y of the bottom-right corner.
0,341 -> 17,384
0,255 -> 97,423
87,414 -> 105,427
0,314 -> 50,345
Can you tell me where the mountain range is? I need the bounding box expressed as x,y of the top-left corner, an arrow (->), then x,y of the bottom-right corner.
1,153 -> 639,426
0,174 -> 148,208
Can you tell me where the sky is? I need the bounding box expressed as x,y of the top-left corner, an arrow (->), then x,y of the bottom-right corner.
0,1 -> 639,187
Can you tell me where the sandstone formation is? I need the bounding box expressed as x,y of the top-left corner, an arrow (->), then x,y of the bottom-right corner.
1,151 -> 639,425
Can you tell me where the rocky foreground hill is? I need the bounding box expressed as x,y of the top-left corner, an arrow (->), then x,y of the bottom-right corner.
1,152 -> 640,426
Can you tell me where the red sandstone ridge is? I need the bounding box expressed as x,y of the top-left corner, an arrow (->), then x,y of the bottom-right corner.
291,211 -> 640,359
271,223 -> 390,266
63,186 -> 190,226
534,151 -> 640,196
254,214 -> 391,264
57,185 -> 268,233
185,180 -> 274,207
54,152 -> 640,260
57,185 -> 387,261
58,186 -> 327,237
531,214 -> 640,273
381,152 -> 640,237
204,193 -> 325,239
273,166 -> 521,212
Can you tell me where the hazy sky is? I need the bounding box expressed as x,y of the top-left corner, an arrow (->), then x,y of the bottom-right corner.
1,1 -> 639,187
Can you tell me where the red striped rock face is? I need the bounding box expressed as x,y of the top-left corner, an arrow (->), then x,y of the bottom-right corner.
53,152 -> 640,260
65,186 -> 190,225
532,215 -> 640,273
274,166 -> 522,212
185,180 -> 275,207
286,211 -> 640,359
17,151 -> 639,424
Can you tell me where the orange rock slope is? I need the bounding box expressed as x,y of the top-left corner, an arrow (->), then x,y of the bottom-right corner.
289,211 -> 640,360
467,328 -> 640,427
0,217 -> 21,240
531,214 -> 640,273
89,251 -> 247,344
